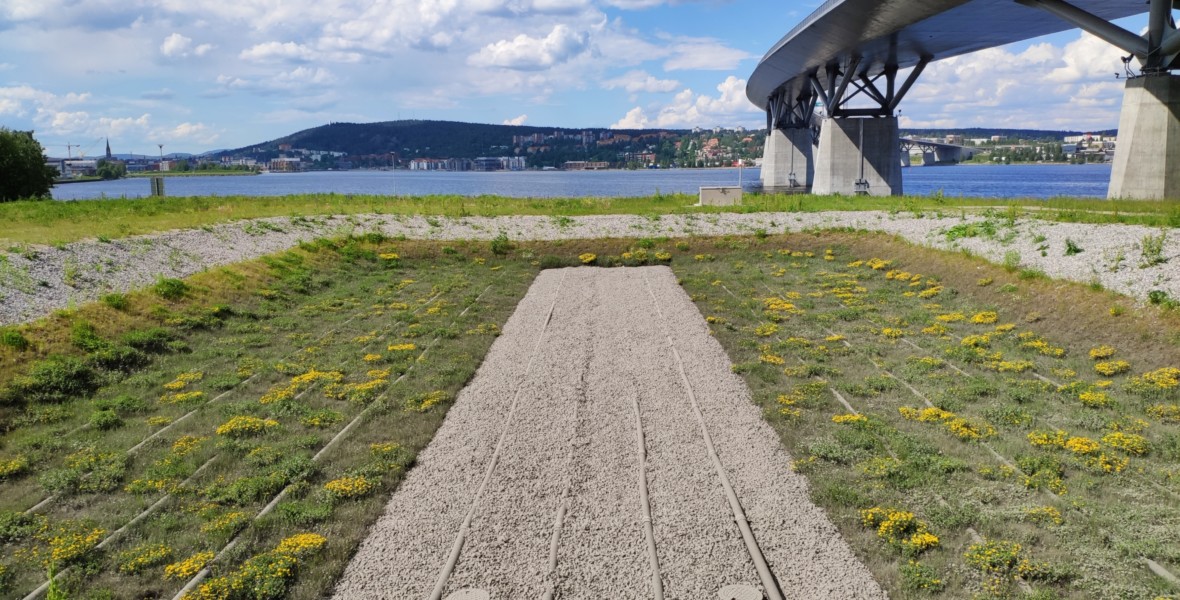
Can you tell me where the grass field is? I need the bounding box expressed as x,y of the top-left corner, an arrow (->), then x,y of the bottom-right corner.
674,233 -> 1180,598
0,231 -> 1178,599
3,192 -> 1180,246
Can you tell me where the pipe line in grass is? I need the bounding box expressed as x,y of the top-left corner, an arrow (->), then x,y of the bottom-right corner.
170,280 -> 501,600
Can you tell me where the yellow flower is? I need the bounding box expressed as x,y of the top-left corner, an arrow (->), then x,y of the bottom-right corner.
0,456 -> 29,479
1094,360 -> 1131,376
832,413 -> 867,424
1101,431 -> 1150,455
1089,345 -> 1116,360
970,311 -> 998,324
753,323 -> 779,337
759,354 -> 785,365
1064,436 -> 1100,455
388,342 -> 417,352
363,353 -> 383,362
1078,390 -> 1110,407
578,253 -> 597,264
164,551 -> 215,580
215,416 -> 279,437
324,476 -> 376,499
379,252 -> 400,260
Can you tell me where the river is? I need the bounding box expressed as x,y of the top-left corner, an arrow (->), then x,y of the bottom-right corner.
50,163 -> 1114,201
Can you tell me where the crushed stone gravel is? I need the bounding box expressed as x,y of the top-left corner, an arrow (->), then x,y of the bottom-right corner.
1,211 -> 1176,325
331,266 -> 884,599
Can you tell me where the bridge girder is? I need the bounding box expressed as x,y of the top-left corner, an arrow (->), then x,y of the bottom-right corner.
1017,0 -> 1179,72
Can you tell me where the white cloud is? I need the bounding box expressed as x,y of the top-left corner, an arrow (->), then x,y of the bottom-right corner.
160,33 -> 213,58
468,24 -> 590,70
239,41 -> 316,63
602,70 -> 679,93
0,85 -> 90,117
217,66 -> 336,95
611,75 -> 759,129
900,31 -> 1127,130
662,37 -> 753,70
503,114 -> 528,125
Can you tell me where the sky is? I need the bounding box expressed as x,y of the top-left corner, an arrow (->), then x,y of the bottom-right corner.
0,0 -> 1153,156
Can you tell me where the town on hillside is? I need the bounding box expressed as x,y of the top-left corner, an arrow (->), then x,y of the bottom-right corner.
47,125 -> 1120,180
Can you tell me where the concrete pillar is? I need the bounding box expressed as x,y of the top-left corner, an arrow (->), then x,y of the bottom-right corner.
1108,75 -> 1180,200
812,117 -> 902,196
760,127 -> 813,191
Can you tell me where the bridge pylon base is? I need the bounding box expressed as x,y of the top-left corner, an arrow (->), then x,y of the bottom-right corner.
760,128 -> 813,191
812,117 -> 902,196
1108,75 -> 1180,200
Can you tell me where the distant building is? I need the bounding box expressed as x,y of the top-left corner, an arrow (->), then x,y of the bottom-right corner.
269,157 -> 302,172
563,161 -> 609,170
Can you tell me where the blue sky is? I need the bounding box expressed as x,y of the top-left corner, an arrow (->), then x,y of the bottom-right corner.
0,1 -> 1150,156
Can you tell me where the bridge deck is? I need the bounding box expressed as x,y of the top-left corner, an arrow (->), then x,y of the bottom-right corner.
747,0 -> 1147,107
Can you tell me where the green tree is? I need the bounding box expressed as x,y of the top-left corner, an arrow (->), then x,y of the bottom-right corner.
0,128 -> 57,202
96,159 -> 126,180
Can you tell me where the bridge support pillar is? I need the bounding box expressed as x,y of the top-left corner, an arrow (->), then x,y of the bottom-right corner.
1108,75 -> 1180,200
760,128 -> 813,191
812,117 -> 902,196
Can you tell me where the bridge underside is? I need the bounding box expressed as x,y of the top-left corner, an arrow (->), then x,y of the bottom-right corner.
753,0 -> 1180,199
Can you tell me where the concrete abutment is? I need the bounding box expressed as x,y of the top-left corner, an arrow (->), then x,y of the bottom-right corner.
760,128 -> 813,191
1108,74 -> 1180,200
812,117 -> 902,196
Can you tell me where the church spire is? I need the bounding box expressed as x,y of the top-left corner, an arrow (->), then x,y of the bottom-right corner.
105,137 -> 112,159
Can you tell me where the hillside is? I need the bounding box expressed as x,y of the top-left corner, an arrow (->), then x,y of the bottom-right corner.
223,120 -> 689,158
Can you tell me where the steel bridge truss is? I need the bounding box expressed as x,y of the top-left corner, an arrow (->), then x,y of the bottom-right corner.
1018,0 -> 1179,73
806,56 -> 931,120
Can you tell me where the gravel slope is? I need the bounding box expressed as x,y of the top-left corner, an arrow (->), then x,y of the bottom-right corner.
1,211 -> 1176,325
332,266 -> 884,599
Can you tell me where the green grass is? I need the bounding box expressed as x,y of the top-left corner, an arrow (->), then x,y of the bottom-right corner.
3,192 -> 1179,246
1,231 -> 1178,599
673,234 -> 1180,599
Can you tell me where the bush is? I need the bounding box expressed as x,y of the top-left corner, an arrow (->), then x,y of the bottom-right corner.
87,345 -> 148,372
88,408 -> 123,431
4,356 -> 99,404
153,277 -> 189,300
70,321 -> 109,352
490,232 -> 514,256
100,293 -> 129,311
93,394 -> 149,414
0,510 -> 39,543
121,327 -> 175,353
0,328 -> 30,351
538,255 -> 572,270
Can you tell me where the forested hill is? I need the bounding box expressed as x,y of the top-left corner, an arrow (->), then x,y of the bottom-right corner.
224,120 -> 689,158
899,127 -> 1118,140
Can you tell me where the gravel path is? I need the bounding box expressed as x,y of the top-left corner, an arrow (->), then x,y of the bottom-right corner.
332,266 -> 884,600
1,210 -> 1176,325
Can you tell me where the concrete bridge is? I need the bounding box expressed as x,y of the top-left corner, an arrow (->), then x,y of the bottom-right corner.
899,138 -> 978,166
750,0 -> 1179,199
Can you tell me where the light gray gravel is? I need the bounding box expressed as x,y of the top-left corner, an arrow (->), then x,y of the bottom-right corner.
332,266 -> 884,599
1,210 -> 1176,325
